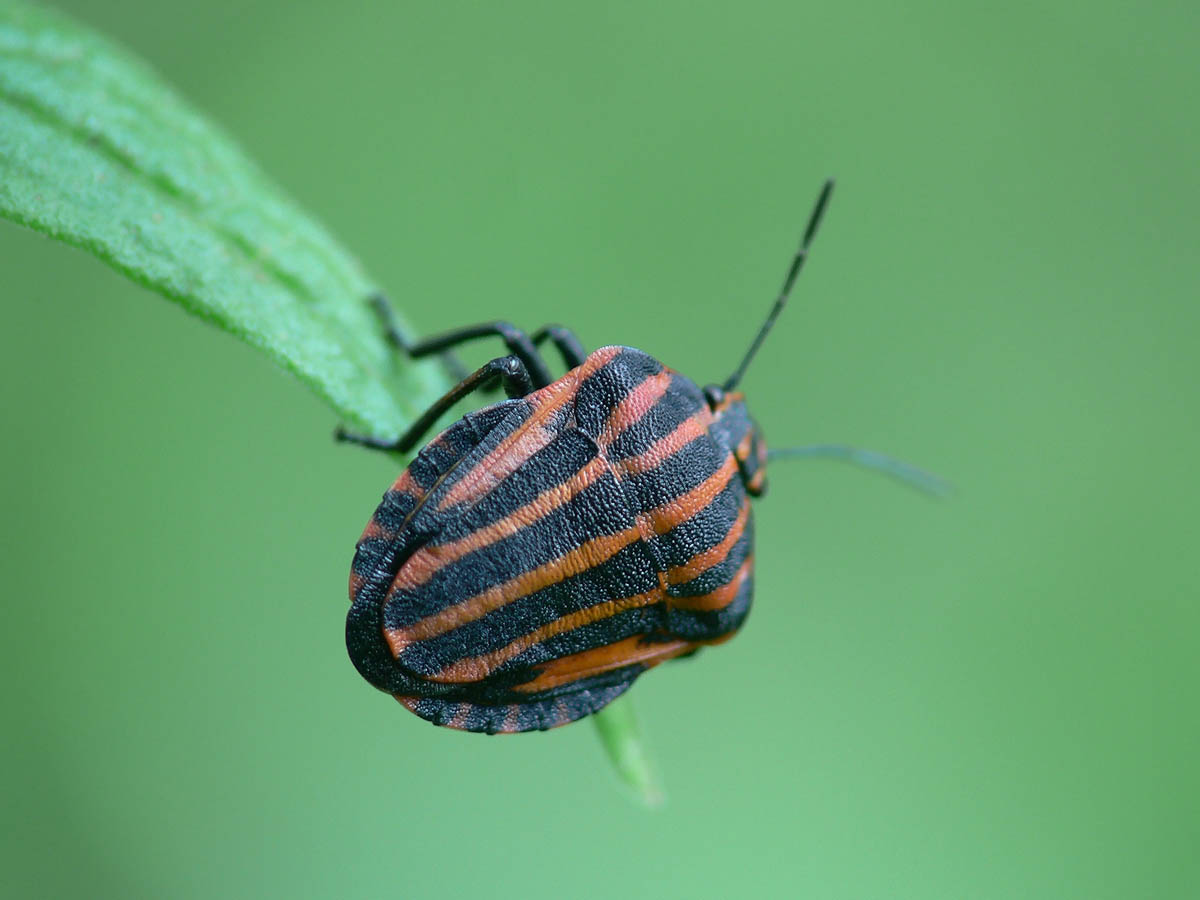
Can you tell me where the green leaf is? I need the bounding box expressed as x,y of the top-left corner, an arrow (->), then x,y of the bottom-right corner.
592,697 -> 663,808
0,0 -> 451,436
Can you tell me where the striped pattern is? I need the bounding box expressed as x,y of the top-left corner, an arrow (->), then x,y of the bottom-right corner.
347,346 -> 764,733
709,389 -> 769,496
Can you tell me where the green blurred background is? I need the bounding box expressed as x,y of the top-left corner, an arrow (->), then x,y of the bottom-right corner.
3,1 -> 1196,897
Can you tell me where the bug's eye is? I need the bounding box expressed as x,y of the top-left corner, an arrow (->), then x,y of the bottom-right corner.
703,384 -> 726,409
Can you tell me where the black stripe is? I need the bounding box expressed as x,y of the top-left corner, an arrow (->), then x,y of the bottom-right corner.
508,662 -> 646,704
573,348 -> 663,439
385,472 -> 636,627
423,399 -> 534,497
408,697 -> 456,727
743,429 -> 768,496
606,373 -> 706,461
648,480 -> 745,570
358,399 -> 521,557
402,666 -> 641,733
497,606 -> 663,676
370,488 -> 420,534
394,539 -> 661,677
667,524 -> 753,598
347,572 -> 440,696
464,400 -> 527,436
459,702 -> 506,734
619,434 -> 728,515
707,400 -> 753,456
430,428 -> 600,544
350,537 -> 396,580
405,407 -> 497,490
664,569 -> 754,640
406,416 -> 483,490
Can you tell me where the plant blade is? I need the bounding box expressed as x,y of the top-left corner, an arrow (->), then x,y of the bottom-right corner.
0,1 -> 450,436
592,697 -> 664,808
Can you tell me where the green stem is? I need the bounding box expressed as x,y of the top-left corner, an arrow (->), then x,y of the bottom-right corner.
591,696 -> 664,808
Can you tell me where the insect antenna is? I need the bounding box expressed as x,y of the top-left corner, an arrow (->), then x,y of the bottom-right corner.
723,178 -> 835,392
766,444 -> 953,497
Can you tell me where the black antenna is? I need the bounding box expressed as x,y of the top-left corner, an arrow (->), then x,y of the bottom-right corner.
723,178 -> 835,392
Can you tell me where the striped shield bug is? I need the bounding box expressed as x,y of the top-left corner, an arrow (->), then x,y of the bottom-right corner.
338,180 -> 945,733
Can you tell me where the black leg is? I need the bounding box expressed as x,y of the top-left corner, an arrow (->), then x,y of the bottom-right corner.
336,355 -> 533,454
408,322 -> 553,389
531,324 -> 587,369
369,294 -> 471,382
369,299 -> 554,390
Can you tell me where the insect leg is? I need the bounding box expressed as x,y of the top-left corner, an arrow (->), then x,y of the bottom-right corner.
336,355 -> 533,454
374,307 -> 554,390
531,324 -> 587,369
368,293 -> 471,381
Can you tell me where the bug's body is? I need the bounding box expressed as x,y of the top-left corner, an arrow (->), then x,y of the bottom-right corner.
339,180 -> 941,733
347,345 -> 767,733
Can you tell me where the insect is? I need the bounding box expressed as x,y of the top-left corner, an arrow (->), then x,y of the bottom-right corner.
339,180 -> 944,733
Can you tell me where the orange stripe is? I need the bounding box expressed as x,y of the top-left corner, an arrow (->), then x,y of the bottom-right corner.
577,345 -> 624,374
363,481 -> 424,549
552,698 -> 570,726
669,555 -> 753,611
436,380 -> 573,510
389,468 -> 424,499
389,460 -> 732,650
392,454 -> 610,592
611,409 -> 711,478
387,452 -> 731,657
386,525 -> 644,649
389,444 -> 730,651
357,481 -> 427,561
598,370 -> 672,448
395,698 -> 526,734
711,389 -> 745,415
637,454 -> 737,536
428,589 -> 663,683
512,635 -> 695,693
667,499 -> 750,585
734,429 -> 753,461
358,518 -> 391,542
447,704 -> 470,729
434,346 -> 622,511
